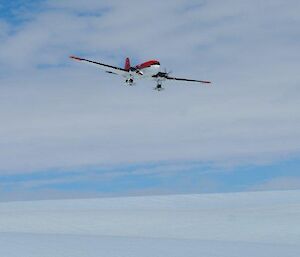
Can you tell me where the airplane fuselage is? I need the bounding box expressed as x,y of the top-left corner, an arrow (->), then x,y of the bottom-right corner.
129,60 -> 161,79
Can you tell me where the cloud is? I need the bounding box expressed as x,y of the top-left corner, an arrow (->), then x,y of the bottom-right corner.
0,0 -> 299,175
250,176 -> 300,191
0,21 -> 9,38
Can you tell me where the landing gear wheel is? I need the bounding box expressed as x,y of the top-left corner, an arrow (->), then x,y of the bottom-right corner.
154,84 -> 164,91
125,78 -> 134,86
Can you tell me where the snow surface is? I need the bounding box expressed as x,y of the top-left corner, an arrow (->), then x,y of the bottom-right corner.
0,190 -> 300,257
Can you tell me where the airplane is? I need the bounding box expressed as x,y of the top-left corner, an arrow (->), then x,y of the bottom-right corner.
70,56 -> 211,91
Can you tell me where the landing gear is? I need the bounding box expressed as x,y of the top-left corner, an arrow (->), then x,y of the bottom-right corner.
125,78 -> 134,86
154,83 -> 164,91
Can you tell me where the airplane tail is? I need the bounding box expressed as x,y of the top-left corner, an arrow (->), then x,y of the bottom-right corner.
124,57 -> 131,71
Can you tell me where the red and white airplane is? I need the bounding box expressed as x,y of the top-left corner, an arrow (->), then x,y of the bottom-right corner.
70,56 -> 211,91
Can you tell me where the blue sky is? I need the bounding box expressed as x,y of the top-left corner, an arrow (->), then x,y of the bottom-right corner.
1,158 -> 300,200
0,0 -> 299,200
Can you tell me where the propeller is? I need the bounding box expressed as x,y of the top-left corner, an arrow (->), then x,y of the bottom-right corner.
161,68 -> 172,78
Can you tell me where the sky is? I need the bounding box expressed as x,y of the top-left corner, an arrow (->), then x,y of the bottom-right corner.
0,0 -> 299,201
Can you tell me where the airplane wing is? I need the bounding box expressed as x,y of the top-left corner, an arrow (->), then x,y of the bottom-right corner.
165,76 -> 211,84
153,72 -> 211,84
70,56 -> 129,76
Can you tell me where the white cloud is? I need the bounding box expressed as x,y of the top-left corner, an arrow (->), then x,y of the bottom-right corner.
0,21 -> 9,39
0,0 -> 299,173
250,176 -> 300,191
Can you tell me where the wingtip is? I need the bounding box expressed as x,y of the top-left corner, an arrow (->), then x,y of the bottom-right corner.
69,55 -> 82,61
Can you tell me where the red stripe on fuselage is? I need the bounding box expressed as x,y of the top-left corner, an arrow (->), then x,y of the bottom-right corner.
136,60 -> 160,69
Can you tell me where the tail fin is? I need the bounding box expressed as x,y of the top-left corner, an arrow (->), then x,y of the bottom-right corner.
124,57 -> 131,71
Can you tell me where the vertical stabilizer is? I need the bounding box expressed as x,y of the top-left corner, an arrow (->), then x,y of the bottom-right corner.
124,57 -> 131,71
